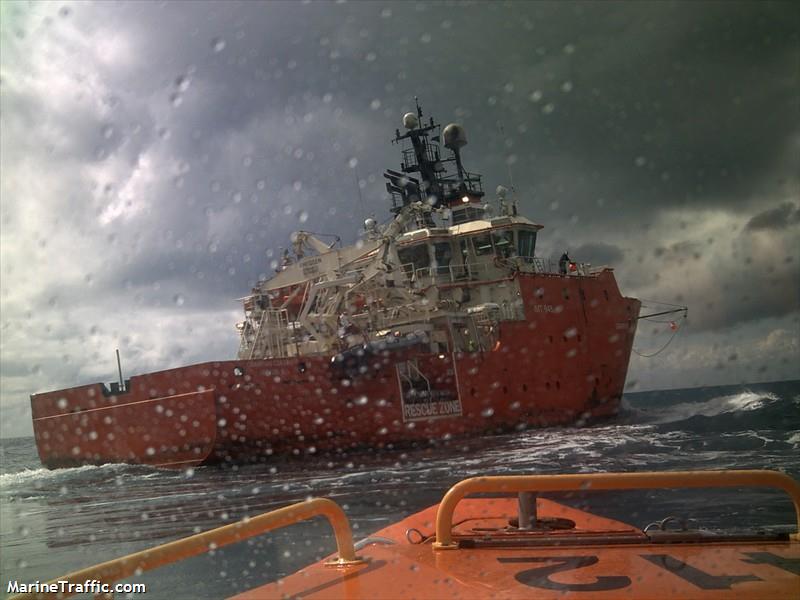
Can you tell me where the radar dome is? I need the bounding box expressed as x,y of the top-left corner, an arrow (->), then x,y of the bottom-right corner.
403,112 -> 419,130
443,123 -> 468,149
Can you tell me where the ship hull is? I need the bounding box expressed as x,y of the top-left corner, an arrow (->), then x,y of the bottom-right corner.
31,270 -> 640,468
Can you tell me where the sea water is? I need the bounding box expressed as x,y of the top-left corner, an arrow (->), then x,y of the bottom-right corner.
1,380 -> 798,599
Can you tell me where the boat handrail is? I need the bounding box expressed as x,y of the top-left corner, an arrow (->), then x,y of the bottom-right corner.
432,469 -> 800,550
9,498 -> 363,600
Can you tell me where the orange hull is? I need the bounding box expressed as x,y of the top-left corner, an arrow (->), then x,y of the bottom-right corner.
236,496 -> 800,600
31,270 -> 640,468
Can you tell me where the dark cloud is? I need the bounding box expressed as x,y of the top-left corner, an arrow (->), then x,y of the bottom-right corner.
572,242 -> 624,266
745,202 -> 800,231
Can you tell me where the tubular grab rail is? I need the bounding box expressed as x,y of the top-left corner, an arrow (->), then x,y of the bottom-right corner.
432,469 -> 800,550
11,498 -> 362,600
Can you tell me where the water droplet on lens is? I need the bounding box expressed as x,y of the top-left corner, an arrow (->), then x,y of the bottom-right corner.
481,407 -> 495,417
211,37 -> 226,52
174,294 -> 185,306
176,75 -> 190,91
298,210 -> 308,223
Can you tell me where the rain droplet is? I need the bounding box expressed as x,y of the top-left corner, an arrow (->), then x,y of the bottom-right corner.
298,210 -> 308,223
211,37 -> 226,53
529,90 -> 543,103
348,157 -> 358,169
561,81 -> 573,93
173,294 -> 185,306
370,99 -> 381,110
635,156 -> 647,167
481,407 -> 495,417
176,75 -> 191,92
542,103 -> 555,114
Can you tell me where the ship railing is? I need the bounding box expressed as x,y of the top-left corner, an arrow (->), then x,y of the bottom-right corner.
7,498 -> 365,600
514,257 -> 593,276
402,258 -> 596,289
432,470 -> 800,550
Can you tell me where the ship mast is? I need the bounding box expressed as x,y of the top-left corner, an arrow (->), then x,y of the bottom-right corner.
385,99 -> 485,225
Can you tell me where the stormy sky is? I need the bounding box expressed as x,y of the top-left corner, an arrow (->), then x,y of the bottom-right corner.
1,1 -> 798,437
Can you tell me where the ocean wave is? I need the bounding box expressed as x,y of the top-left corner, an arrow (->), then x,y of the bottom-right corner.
0,463 -> 125,489
658,390 -> 779,421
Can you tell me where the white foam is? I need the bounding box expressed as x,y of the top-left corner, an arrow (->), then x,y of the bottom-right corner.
0,463 -> 118,489
654,390 -> 779,423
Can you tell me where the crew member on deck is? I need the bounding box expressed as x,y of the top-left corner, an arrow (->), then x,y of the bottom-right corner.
559,251 -> 571,275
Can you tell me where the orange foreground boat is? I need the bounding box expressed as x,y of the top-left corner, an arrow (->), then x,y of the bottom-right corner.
11,470 -> 799,599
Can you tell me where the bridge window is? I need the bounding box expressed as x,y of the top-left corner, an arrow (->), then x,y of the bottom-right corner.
433,242 -> 452,274
472,233 -> 494,256
518,230 -> 537,259
398,243 -> 430,273
492,231 -> 514,257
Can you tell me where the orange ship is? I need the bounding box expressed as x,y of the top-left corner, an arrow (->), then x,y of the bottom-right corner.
30,103 -> 670,469
10,470 -> 799,599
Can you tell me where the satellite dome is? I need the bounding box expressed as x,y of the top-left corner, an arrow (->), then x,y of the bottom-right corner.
402,112 -> 419,130
442,123 -> 468,149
